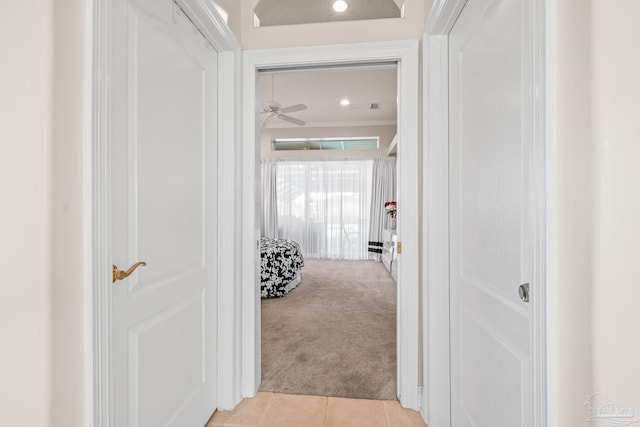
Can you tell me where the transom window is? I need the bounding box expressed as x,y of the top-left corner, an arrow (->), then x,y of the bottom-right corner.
272,137 -> 379,151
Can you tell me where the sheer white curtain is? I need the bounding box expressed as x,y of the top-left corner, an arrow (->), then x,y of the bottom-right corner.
368,157 -> 397,261
277,160 -> 373,260
261,159 -> 278,238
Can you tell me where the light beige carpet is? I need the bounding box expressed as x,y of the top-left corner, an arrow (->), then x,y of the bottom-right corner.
260,258 -> 397,400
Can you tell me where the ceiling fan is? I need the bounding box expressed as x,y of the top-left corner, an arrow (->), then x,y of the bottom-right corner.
261,75 -> 307,127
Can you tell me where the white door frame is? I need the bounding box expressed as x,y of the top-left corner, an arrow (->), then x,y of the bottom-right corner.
86,0 -> 241,423
241,40 -> 421,410
422,0 -> 548,425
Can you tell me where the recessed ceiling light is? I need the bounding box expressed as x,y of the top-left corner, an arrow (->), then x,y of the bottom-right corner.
332,0 -> 349,13
340,98 -> 350,106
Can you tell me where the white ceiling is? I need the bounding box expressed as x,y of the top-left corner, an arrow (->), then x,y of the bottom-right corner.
254,0 -> 403,27
259,66 -> 398,128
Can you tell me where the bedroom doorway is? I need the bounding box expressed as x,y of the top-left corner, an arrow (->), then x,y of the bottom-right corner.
242,41 -> 420,410
257,65 -> 399,401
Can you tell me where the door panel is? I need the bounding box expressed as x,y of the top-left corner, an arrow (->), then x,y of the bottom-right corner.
130,294 -> 204,426
111,1 -> 218,426
449,0 -> 531,425
460,303 -> 525,426
130,2 -> 207,293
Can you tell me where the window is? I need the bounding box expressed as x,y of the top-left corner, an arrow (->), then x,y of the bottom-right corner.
276,160 -> 373,259
272,137 -> 379,151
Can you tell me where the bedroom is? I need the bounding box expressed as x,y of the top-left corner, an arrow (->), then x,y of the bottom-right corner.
257,65 -> 400,400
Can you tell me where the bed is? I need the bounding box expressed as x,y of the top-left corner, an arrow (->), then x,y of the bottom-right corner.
260,237 -> 305,298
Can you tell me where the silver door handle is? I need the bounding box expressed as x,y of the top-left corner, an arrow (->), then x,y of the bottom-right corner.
519,283 -> 530,303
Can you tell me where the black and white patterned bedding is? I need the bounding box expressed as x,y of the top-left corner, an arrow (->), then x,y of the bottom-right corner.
260,237 -> 305,298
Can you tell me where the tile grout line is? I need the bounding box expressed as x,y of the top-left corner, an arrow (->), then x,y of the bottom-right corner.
256,393 -> 274,427
322,396 -> 330,427
382,401 -> 390,427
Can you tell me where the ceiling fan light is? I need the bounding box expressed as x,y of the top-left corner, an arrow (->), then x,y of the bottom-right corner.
340,98 -> 350,106
332,0 -> 349,13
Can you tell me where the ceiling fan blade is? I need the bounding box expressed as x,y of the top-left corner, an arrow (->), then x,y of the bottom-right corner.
278,114 -> 306,126
280,104 -> 307,114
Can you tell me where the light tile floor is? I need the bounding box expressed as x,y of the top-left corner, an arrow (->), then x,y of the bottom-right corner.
207,392 -> 428,427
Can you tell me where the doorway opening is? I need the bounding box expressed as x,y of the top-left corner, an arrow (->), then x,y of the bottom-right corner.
257,65 -> 399,400
241,41 -> 420,410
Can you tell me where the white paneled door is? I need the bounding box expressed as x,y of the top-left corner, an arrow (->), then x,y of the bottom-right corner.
110,0 -> 218,425
449,0 -> 532,425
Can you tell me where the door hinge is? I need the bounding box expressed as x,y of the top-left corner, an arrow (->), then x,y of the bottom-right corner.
397,241 -> 402,254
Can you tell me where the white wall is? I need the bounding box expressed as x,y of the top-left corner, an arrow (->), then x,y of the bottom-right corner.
0,1 -> 86,426
551,0 -> 640,423
549,0 -> 594,424
0,1 -> 54,425
261,125 -> 396,159
590,0 -> 640,415
50,0 -> 86,425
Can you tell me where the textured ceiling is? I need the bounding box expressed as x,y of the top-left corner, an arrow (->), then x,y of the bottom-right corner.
254,0 -> 402,27
259,66 -> 397,128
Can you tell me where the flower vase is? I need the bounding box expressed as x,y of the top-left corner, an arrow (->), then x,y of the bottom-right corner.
390,217 -> 397,230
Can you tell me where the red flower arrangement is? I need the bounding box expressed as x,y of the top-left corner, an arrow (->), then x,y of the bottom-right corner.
384,201 -> 397,218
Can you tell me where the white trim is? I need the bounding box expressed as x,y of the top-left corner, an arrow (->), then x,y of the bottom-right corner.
241,51 -> 261,396
423,0 -> 548,426
422,31 -> 451,427
528,0 -> 548,424
422,3 -> 467,423
174,0 -> 239,51
425,0 -> 468,35
242,40 -> 421,410
544,1 -> 558,425
89,0 -> 113,424
216,48 -> 243,411
88,0 -> 241,424
83,1 -> 96,425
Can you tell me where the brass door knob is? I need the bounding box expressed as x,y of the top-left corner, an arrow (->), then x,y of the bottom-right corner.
112,262 -> 147,283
